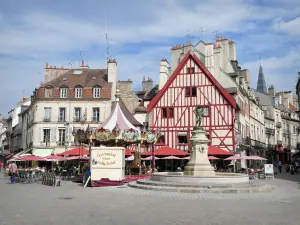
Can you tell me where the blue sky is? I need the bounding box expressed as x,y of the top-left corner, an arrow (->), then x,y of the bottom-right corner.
0,0 -> 300,114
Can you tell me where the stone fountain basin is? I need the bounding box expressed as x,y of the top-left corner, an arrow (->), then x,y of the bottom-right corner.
149,172 -> 249,186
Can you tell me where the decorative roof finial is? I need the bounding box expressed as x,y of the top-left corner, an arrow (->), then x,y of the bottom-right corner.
115,89 -> 120,102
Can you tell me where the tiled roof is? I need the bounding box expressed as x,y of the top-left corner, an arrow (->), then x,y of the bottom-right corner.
44,69 -> 110,88
289,104 -> 297,112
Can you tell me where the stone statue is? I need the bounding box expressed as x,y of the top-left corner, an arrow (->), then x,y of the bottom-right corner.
194,105 -> 203,127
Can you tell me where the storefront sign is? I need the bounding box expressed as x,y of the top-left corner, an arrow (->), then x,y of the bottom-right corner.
264,164 -> 274,175
92,152 -> 117,167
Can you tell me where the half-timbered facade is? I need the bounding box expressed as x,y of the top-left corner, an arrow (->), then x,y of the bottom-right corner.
147,51 -> 236,152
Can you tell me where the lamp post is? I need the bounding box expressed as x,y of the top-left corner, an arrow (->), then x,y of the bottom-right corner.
144,129 -> 161,173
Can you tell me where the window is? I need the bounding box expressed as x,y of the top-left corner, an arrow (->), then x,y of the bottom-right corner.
44,107 -> 51,122
58,108 -> 66,121
93,87 -> 101,98
178,134 -> 188,144
162,108 -> 174,118
43,128 -> 50,146
185,87 -> 197,97
157,135 -> 165,145
187,67 -> 195,73
60,88 -> 68,98
45,88 -> 53,98
74,108 -> 81,121
58,128 -> 66,146
75,87 -> 83,98
92,108 -> 100,121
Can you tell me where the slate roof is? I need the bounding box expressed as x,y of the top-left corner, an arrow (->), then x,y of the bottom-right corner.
44,69 -> 111,88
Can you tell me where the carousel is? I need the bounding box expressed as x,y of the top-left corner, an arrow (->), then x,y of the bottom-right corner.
76,89 -> 161,187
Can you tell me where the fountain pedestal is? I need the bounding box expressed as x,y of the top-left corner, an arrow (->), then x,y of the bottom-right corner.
184,127 -> 215,176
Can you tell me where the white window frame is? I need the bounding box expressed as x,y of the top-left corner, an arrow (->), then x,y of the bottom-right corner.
58,128 -> 66,146
43,128 -> 51,145
92,108 -> 100,121
93,87 -> 101,98
75,87 -> 83,98
60,88 -> 68,98
45,88 -> 53,98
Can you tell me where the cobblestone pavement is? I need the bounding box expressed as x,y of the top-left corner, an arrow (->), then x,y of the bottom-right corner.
0,171 -> 299,225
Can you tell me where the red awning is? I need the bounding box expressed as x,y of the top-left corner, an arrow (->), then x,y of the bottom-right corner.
141,146 -> 189,156
208,146 -> 233,156
57,147 -> 90,156
124,149 -> 135,156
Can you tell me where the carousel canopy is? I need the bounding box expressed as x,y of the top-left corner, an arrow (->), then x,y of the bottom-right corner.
100,90 -> 142,131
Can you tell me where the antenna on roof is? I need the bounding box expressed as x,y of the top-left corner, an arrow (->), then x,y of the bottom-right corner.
199,27 -> 207,38
212,30 -> 220,40
105,13 -> 110,67
80,50 -> 84,67
259,53 -> 262,66
186,30 -> 194,43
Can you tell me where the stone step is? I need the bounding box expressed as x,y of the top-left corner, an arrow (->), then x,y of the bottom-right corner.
136,179 -> 264,189
128,181 -> 274,194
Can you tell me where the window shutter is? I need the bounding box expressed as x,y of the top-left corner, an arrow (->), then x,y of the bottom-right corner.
53,127 -> 57,141
50,128 -> 53,141
68,127 -> 73,142
39,128 -> 43,142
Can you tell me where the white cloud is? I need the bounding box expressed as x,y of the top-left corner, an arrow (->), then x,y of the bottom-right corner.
274,17 -> 300,36
1,0 -> 300,113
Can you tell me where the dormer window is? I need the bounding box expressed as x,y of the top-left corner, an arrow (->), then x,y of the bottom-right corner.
60,88 -> 68,98
75,87 -> 83,98
45,87 -> 53,98
93,87 -> 101,98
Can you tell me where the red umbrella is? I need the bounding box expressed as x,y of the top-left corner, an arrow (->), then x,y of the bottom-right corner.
57,147 -> 90,156
42,155 -> 65,161
19,155 -> 43,161
66,156 -> 89,161
208,156 -> 220,160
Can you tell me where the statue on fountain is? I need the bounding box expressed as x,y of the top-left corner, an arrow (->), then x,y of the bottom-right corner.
194,105 -> 203,129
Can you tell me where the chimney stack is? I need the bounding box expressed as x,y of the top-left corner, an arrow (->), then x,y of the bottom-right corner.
46,62 -> 49,68
81,60 -> 84,67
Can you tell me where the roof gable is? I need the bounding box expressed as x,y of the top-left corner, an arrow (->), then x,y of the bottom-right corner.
147,51 -> 236,112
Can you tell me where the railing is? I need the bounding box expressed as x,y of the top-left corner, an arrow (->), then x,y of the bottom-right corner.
56,141 -> 65,146
73,117 -> 86,122
265,128 -> 275,135
91,116 -> 100,122
43,118 -> 51,122
276,122 -> 282,128
277,140 -> 283,145
58,117 -> 66,122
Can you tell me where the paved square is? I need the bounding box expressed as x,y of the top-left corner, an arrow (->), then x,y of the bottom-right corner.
0,172 -> 299,225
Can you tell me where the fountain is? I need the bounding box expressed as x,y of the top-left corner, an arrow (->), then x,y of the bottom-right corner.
129,105 -> 273,193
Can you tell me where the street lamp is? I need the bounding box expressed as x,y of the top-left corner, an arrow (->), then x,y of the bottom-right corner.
143,128 -> 161,173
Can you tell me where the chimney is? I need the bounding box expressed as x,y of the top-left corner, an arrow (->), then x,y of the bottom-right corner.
108,59 -> 118,100
81,60 -> 84,67
46,62 -> 49,68
159,59 -> 169,90
268,85 -> 275,96
142,77 -> 153,92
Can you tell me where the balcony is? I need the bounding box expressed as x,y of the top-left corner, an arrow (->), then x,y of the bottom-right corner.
73,117 -> 86,122
91,116 -> 100,122
276,122 -> 282,128
43,117 -> 51,122
251,139 -> 265,148
56,141 -> 66,146
283,129 -> 290,135
265,128 -> 275,135
58,117 -> 66,122
277,140 -> 283,145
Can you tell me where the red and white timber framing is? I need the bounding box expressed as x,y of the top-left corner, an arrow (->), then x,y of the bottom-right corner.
147,51 -> 237,152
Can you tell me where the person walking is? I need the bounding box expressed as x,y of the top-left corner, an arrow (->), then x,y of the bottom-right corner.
278,161 -> 283,173
0,161 -> 2,172
8,162 -> 18,184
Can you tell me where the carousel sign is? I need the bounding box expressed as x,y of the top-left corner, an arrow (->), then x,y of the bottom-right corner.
91,152 -> 117,167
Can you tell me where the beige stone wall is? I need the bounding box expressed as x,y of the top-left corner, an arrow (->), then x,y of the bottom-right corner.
117,81 -> 140,113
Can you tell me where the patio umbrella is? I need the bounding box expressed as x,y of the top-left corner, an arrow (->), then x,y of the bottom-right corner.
224,155 -> 244,160
42,155 -> 65,161
244,156 -> 267,160
161,156 -> 181,160
125,155 -> 134,161
19,155 -> 44,161
66,156 -> 89,161
208,156 -> 220,160
142,156 -> 160,160
182,156 -> 190,160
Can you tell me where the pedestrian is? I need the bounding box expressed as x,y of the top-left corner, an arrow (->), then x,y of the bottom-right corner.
8,162 -> 18,184
0,161 -> 2,172
278,161 -> 283,173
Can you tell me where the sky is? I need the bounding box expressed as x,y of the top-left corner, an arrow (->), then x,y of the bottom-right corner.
0,0 -> 300,114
